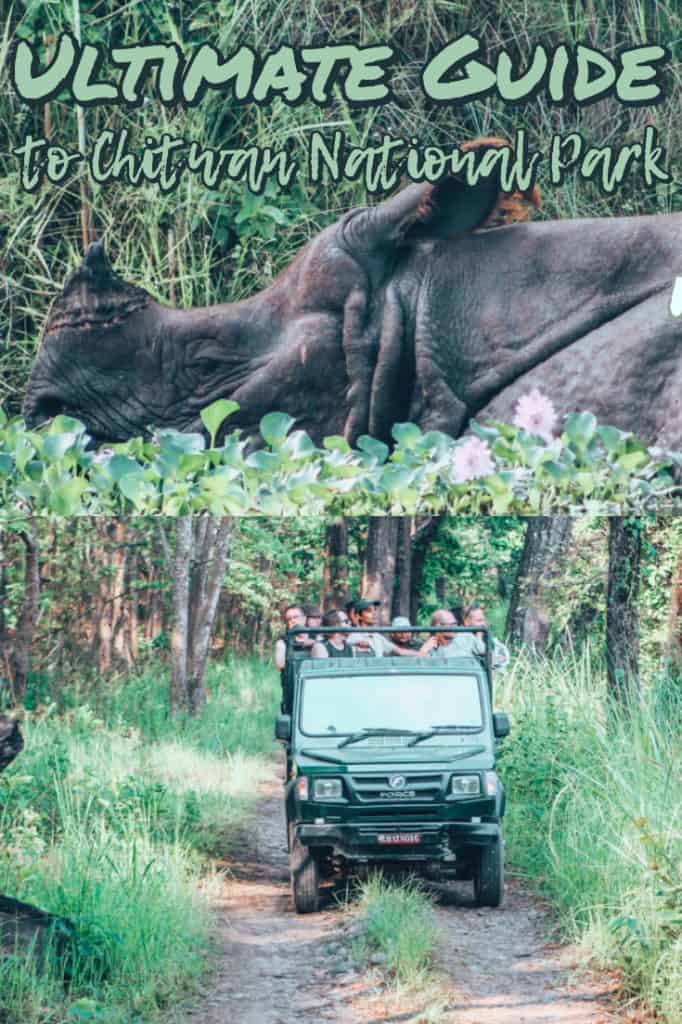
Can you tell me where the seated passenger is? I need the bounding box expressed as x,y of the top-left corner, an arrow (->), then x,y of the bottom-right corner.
389,616 -> 421,652
305,605 -> 322,630
304,603 -> 323,644
347,600 -> 420,657
311,610 -> 356,658
418,609 -> 485,657
274,604 -> 314,670
450,605 -> 464,625
462,603 -> 511,670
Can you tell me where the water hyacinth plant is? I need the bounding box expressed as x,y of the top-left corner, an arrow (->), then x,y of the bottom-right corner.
0,394 -> 680,519
513,388 -> 559,443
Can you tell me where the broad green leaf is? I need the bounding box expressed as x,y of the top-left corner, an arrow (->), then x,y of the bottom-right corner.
245,450 -> 282,471
200,399 -> 240,445
357,435 -> 389,464
108,454 -> 143,482
118,473 -> 149,509
156,429 -> 205,454
323,435 -> 351,453
42,433 -> 78,461
391,422 -> 422,448
617,450 -> 651,471
260,411 -> 296,446
563,411 -> 597,449
46,415 -> 87,436
48,477 -> 89,516
282,430 -> 317,459
598,425 -> 627,452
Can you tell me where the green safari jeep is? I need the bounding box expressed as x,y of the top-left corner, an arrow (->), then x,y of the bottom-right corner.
275,627 -> 510,914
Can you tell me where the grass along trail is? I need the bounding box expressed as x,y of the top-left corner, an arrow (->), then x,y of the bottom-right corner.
181,772 -> 625,1024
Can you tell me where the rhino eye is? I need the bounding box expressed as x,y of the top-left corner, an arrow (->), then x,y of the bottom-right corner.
194,356 -> 222,374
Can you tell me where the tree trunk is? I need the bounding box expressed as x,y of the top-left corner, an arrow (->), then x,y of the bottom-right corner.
665,552 -> 682,672
506,517 -> 573,651
110,521 -> 131,669
409,517 -> 441,623
361,518 -> 400,624
0,530 -> 7,659
606,517 -> 642,704
8,521 -> 41,705
392,518 -> 413,619
323,519 -> 349,610
170,516 -> 193,713
127,545 -> 139,664
186,518 -> 233,714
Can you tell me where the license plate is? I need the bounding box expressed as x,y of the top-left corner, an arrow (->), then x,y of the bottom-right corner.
377,833 -> 422,845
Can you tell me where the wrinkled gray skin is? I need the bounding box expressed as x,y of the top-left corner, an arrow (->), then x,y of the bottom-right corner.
23,174 -> 682,448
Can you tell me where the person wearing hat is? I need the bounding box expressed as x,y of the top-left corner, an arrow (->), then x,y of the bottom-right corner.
389,616 -> 421,653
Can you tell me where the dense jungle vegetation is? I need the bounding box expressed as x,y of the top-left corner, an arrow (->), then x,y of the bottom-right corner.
0,515 -> 681,1021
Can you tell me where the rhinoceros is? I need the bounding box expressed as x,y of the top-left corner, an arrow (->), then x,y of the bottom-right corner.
22,142 -> 682,448
0,715 -> 23,773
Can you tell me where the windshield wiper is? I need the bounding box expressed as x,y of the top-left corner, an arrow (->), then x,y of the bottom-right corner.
338,727 -> 418,748
300,749 -> 345,765
407,725 -> 482,747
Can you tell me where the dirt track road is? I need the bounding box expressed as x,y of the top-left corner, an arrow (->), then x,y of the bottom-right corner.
185,777 -> 624,1024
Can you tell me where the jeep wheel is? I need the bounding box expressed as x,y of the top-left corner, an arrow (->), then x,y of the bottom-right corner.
289,825 -> 320,914
473,840 -> 504,907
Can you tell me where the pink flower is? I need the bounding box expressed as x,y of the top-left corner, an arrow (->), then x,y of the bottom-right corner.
513,388 -> 558,443
451,437 -> 495,483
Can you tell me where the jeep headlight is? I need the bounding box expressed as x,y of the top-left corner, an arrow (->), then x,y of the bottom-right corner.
313,778 -> 343,800
451,774 -> 481,796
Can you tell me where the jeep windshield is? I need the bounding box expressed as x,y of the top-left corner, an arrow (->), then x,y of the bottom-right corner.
300,672 -> 484,742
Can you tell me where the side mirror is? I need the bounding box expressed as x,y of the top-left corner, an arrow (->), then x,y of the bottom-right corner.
275,714 -> 291,741
493,712 -> 510,739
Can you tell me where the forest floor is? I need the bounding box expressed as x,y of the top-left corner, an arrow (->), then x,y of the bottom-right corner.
180,774 -> 636,1024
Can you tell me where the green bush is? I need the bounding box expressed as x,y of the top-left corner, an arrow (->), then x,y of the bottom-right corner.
1,405 -> 680,518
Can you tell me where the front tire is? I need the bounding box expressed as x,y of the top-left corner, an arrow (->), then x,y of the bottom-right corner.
289,824 -> 320,914
473,839 -> 504,907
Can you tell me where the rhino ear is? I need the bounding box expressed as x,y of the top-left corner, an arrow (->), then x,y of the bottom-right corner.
346,137 -> 540,253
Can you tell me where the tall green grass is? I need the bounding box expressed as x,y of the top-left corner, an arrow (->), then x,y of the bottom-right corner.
3,0 -> 680,413
496,650 -> 682,1022
355,875 -> 438,988
0,657 -> 280,1023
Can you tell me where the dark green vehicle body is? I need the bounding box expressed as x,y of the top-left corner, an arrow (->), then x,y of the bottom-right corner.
276,630 -> 510,913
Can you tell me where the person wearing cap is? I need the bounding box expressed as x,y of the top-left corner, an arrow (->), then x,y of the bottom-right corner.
345,598 -> 362,628
348,599 -> 420,657
389,616 -> 421,653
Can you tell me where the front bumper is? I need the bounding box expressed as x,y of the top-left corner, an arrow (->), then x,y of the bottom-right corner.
296,819 -> 501,861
